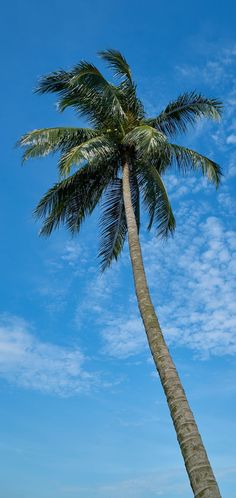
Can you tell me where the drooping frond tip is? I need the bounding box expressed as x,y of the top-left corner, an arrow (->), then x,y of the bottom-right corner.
169,144 -> 222,188
35,70 -> 70,95
145,92 -> 223,137
34,160 -> 115,237
99,179 -> 127,271
136,162 -> 176,237
17,127 -> 99,166
98,49 -> 132,81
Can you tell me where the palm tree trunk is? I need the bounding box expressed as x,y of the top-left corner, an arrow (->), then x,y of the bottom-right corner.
122,160 -> 221,498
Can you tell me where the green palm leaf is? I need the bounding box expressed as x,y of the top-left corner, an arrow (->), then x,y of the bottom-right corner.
145,92 -> 222,136
19,127 -> 99,162
169,143 -> 222,186
99,170 -> 140,270
35,70 -> 71,95
98,49 -> 132,81
64,61 -> 126,122
35,161 -> 114,236
123,125 -> 167,160
59,136 -> 117,176
98,49 -> 145,121
137,162 -> 175,236
36,63 -> 126,128
99,179 -> 127,271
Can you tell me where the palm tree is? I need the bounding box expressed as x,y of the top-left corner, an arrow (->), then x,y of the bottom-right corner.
19,50 -> 222,498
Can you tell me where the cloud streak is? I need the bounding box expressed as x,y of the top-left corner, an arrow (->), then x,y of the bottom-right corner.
0,315 -> 98,395
144,212 -> 236,358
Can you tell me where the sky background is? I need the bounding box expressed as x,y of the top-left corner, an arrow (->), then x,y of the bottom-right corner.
1,1 -> 236,497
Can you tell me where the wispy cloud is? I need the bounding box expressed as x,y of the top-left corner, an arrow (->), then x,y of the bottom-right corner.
176,44 -> 236,156
60,240 -> 89,269
101,315 -> 146,359
59,464 -> 236,498
97,206 -> 236,360
176,45 -> 236,89
143,212 -> 236,358
0,314 -> 98,395
61,467 -> 188,498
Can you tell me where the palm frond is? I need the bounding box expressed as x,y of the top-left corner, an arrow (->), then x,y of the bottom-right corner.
137,162 -> 175,236
98,49 -> 144,121
145,92 -> 223,136
169,144 -> 222,186
21,142 -> 55,162
69,61 -> 111,88
35,70 -> 71,94
99,179 -> 127,271
36,62 -> 126,127
123,125 -> 167,160
35,161 -> 115,236
59,136 -> 117,176
99,166 -> 141,271
98,49 -> 132,81
58,88 -> 109,127
65,61 -> 126,122
18,127 -> 98,162
118,81 -> 145,122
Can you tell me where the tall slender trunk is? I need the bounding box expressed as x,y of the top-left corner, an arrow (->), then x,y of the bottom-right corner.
122,161 -> 221,498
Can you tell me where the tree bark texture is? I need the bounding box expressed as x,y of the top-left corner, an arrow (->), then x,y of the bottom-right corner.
122,160 -> 221,498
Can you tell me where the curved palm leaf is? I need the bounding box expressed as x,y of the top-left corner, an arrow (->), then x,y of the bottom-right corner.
19,127 -> 99,162
35,161 -> 115,236
36,64 -> 126,128
99,167 -> 140,270
99,179 -> 127,271
35,70 -> 71,95
123,125 -> 167,160
63,61 -> 126,123
169,143 -> 222,186
145,92 -> 222,136
98,49 -> 145,121
98,49 -> 132,81
59,135 -> 118,176
36,70 -> 106,125
137,162 -> 175,236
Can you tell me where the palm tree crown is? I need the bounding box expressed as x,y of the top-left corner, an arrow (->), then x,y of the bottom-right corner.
19,49 -> 222,270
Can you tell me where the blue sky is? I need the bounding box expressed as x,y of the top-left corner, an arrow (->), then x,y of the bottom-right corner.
1,1 -> 236,497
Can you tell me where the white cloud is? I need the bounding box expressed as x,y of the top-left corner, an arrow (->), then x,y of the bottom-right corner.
75,263 -> 123,325
61,467 -> 188,498
60,464 -> 236,498
226,134 -> 236,144
142,212 -> 236,358
175,44 -> 236,189
176,45 -> 236,89
101,316 -> 145,359
0,315 -> 98,395
60,240 -> 89,269
227,156 -> 236,178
